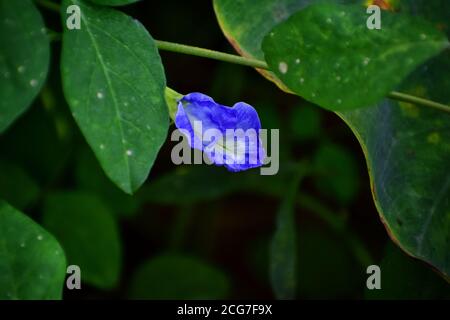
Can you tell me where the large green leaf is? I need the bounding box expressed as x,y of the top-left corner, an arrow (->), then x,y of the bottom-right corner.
129,254 -> 230,299
0,201 -> 66,299
43,192 -> 122,289
61,0 -> 168,194
365,242 -> 450,299
213,0 -> 450,278
0,0 -> 50,132
262,3 -> 448,110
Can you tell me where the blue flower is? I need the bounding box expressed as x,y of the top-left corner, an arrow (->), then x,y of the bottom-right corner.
175,93 -> 266,172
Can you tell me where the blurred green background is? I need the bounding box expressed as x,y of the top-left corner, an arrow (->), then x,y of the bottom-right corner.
1,0 -> 448,299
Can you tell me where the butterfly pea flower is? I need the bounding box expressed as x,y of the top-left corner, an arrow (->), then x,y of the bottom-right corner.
175,93 -> 266,172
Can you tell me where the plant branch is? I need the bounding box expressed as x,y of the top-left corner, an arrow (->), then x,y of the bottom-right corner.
155,40 -> 268,69
35,0 -> 60,12
156,40 -> 450,114
388,91 -> 450,114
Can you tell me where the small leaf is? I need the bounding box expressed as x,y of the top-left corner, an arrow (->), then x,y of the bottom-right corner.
262,2 -> 449,110
0,160 -> 39,210
140,165 -> 237,205
270,166 -> 305,299
165,87 -> 183,121
0,0 -> 50,132
129,254 -> 230,299
0,201 -> 66,300
43,192 -> 122,289
61,0 -> 169,194
0,101 -> 73,185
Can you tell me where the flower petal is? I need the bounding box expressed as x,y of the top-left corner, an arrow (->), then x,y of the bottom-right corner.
174,93 -> 266,172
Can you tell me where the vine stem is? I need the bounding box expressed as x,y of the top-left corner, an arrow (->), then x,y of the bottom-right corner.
387,91 -> 450,113
157,40 -> 450,114
35,0 -> 60,12
155,40 -> 269,69
33,0 -> 450,114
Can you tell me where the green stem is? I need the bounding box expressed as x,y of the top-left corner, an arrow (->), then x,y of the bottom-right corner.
156,40 -> 450,114
388,91 -> 450,114
155,40 -> 269,69
35,0 -> 60,12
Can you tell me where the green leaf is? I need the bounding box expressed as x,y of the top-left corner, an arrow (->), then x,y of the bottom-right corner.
270,170 -> 303,299
365,242 -> 450,299
129,254 -> 230,299
61,0 -> 169,194
313,143 -> 359,205
0,160 -> 39,210
0,201 -> 66,299
165,87 -> 183,121
43,192 -> 122,289
249,226 -> 364,299
0,100 -> 73,186
140,165 -> 237,205
262,3 -> 449,111
213,0 -> 450,278
0,0 -> 50,132
87,0 -> 140,6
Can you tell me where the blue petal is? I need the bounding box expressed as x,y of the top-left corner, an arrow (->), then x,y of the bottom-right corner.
175,93 -> 266,172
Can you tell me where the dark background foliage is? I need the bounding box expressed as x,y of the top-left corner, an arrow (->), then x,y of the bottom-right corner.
1,0 -> 448,299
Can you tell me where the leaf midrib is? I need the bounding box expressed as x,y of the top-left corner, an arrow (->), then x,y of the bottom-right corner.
77,1 -> 132,191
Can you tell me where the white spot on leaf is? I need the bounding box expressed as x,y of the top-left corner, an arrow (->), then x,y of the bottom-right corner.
278,61 -> 288,74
